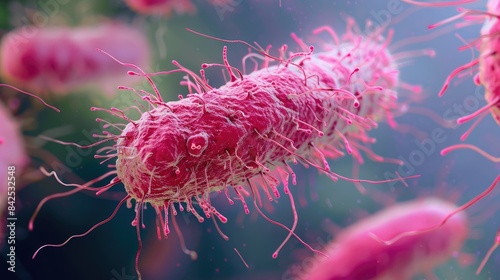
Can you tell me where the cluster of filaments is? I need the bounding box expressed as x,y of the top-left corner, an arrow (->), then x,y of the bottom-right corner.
408,0 -> 500,132
402,0 -> 500,275
85,22 -> 400,246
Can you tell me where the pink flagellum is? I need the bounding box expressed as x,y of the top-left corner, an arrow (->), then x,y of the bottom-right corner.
299,198 -> 469,280
0,22 -> 150,95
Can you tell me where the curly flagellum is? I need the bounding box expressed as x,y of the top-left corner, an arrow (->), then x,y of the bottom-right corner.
29,167 -> 119,231
476,229 -> 500,275
1,84 -> 59,112
33,195 -> 128,259
441,143 -> 500,162
401,0 -> 476,7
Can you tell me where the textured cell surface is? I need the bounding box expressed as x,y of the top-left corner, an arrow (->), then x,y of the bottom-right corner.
115,31 -> 398,219
299,198 -> 469,280
0,22 -> 150,95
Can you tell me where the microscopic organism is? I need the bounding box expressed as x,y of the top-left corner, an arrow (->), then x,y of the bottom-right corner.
0,21 -> 150,96
32,21 -> 424,279
298,198 -> 469,280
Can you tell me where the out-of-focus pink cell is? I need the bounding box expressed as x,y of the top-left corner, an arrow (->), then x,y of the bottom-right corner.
124,0 -> 196,16
0,22 -> 150,95
124,0 -> 240,16
0,102 -> 27,247
300,198 -> 468,280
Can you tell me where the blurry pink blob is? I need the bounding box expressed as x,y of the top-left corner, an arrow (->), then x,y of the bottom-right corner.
0,22 -> 150,96
300,198 -> 468,280
124,0 -> 196,16
124,0 -> 241,16
0,102 -> 28,247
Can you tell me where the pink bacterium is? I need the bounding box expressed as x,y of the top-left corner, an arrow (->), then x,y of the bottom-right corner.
0,21 -> 150,96
31,22 -> 424,279
371,171 -> 500,276
299,198 -> 469,280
